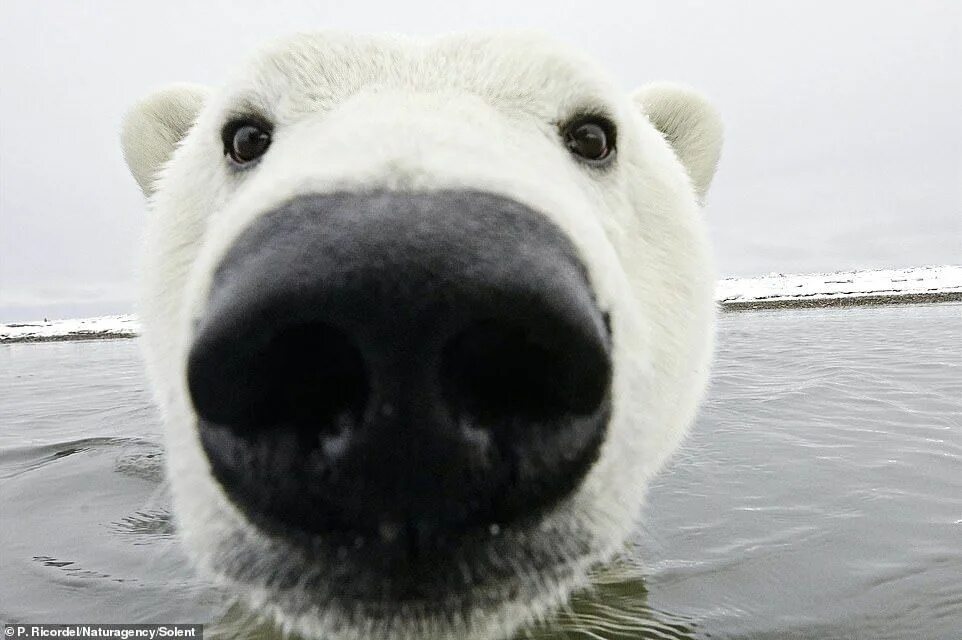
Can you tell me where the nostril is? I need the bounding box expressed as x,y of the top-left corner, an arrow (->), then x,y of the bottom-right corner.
188,322 -> 369,436
256,324 -> 369,435
440,318 -> 610,424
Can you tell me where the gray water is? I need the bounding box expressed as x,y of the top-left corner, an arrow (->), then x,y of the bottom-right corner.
2,304 -> 961,639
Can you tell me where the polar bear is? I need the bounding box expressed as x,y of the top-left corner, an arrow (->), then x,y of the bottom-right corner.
121,31 -> 722,640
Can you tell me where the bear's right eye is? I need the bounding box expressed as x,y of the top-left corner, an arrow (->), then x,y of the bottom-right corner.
222,120 -> 272,165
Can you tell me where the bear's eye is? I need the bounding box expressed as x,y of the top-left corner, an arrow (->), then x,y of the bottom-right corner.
222,120 -> 272,165
563,116 -> 616,164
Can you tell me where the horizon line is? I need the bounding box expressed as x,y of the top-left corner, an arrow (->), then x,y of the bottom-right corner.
3,265 -> 960,343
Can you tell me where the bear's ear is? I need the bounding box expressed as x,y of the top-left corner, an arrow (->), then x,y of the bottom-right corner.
121,83 -> 209,197
633,83 -> 723,203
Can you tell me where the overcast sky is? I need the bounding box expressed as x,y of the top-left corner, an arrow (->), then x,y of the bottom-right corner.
1,0 -> 959,321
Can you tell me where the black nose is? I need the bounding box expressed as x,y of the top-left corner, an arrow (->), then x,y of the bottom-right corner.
188,190 -> 611,550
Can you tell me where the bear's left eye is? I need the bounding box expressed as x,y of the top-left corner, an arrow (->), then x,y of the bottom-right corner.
563,116 -> 616,165
222,120 -> 272,165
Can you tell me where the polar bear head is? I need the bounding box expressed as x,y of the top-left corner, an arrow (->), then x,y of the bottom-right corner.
121,31 -> 721,640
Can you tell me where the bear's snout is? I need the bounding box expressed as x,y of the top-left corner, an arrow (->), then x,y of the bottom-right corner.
186,190 -> 612,557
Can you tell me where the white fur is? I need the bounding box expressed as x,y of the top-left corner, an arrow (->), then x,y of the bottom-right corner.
633,83 -> 723,204
121,83 -> 209,196
122,31 -> 722,640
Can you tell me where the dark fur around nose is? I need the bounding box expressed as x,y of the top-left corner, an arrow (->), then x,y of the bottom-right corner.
188,190 -> 611,550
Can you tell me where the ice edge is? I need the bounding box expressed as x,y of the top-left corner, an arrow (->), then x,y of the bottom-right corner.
3,265 -> 961,343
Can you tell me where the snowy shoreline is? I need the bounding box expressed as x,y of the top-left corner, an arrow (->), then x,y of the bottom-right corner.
3,266 -> 960,344
715,265 -> 962,310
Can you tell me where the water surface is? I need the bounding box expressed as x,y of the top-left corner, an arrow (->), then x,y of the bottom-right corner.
2,304 -> 960,638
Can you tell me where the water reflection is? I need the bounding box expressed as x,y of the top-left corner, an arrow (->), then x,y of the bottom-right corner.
524,566 -> 698,639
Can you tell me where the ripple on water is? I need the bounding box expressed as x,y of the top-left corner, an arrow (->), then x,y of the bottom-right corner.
2,305 -> 961,638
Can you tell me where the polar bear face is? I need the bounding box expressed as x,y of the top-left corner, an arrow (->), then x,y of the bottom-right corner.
121,31 -> 721,640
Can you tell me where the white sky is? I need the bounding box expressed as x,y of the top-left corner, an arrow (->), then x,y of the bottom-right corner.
1,0 -> 959,321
